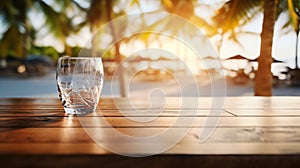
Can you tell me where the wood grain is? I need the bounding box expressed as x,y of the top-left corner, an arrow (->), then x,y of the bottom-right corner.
1,97 -> 300,167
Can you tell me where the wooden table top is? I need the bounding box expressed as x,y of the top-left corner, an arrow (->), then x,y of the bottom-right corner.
1,97 -> 300,167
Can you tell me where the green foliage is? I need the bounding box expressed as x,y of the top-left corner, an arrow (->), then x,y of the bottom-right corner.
29,45 -> 60,61
0,0 -> 86,59
288,0 -> 300,32
0,0 -> 300,62
213,0 -> 262,34
0,26 -> 24,58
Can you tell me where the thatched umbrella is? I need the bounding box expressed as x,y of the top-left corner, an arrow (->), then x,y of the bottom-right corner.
203,56 -> 218,60
249,58 -> 284,63
225,54 -> 251,60
126,55 -> 152,62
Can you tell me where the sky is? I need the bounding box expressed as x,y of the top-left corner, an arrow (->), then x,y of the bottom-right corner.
220,11 -> 299,68
3,0 -> 297,70
126,0 -> 299,67
123,0 -> 299,69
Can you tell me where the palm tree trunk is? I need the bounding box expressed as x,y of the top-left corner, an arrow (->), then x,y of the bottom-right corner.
21,7 -> 29,59
254,0 -> 276,96
91,27 -> 97,58
296,29 -> 299,69
217,32 -> 225,55
106,1 -> 127,97
90,24 -> 98,57
64,42 -> 72,56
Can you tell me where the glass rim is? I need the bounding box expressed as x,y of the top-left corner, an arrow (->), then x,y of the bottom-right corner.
58,56 -> 102,60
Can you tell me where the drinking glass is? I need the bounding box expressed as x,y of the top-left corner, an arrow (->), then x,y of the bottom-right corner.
56,56 -> 104,115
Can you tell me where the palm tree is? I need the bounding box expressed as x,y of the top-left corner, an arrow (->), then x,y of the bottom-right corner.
161,0 -> 214,34
288,0 -> 300,69
0,0 -> 85,62
86,0 -> 128,96
87,0 -> 109,57
32,0 -> 86,56
0,0 -> 33,59
255,0 -> 276,96
213,0 -> 299,96
105,0 -> 128,97
212,0 -> 262,54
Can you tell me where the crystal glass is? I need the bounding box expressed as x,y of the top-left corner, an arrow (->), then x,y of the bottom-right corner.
56,56 -> 103,115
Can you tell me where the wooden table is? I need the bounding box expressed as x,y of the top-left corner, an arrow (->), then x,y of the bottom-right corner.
1,97 -> 300,167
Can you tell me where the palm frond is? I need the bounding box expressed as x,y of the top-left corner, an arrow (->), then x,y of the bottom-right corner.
1,26 -> 24,57
189,15 -> 217,36
213,0 -> 262,33
288,0 -> 300,32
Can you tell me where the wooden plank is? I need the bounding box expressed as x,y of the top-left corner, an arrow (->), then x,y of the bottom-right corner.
0,109 -> 233,117
223,97 -> 300,109
225,109 -> 300,117
0,97 -> 299,111
0,143 -> 108,155
104,97 -> 300,109
0,110 -> 65,117
0,105 -> 61,110
2,116 -> 300,128
1,155 -> 300,168
1,142 -> 300,155
1,127 -> 300,144
0,98 -> 60,104
168,142 -> 300,155
1,97 -> 300,158
0,97 -> 223,110
0,127 -> 92,143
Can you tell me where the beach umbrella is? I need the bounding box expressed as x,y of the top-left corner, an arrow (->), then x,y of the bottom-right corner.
127,55 -> 152,62
223,55 -> 253,71
272,58 -> 284,63
25,55 -> 54,66
156,56 -> 176,61
249,58 -> 284,63
225,54 -> 251,60
203,56 -> 218,60
200,56 -> 222,70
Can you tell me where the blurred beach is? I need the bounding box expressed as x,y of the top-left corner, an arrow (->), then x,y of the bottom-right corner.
1,70 -> 300,98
